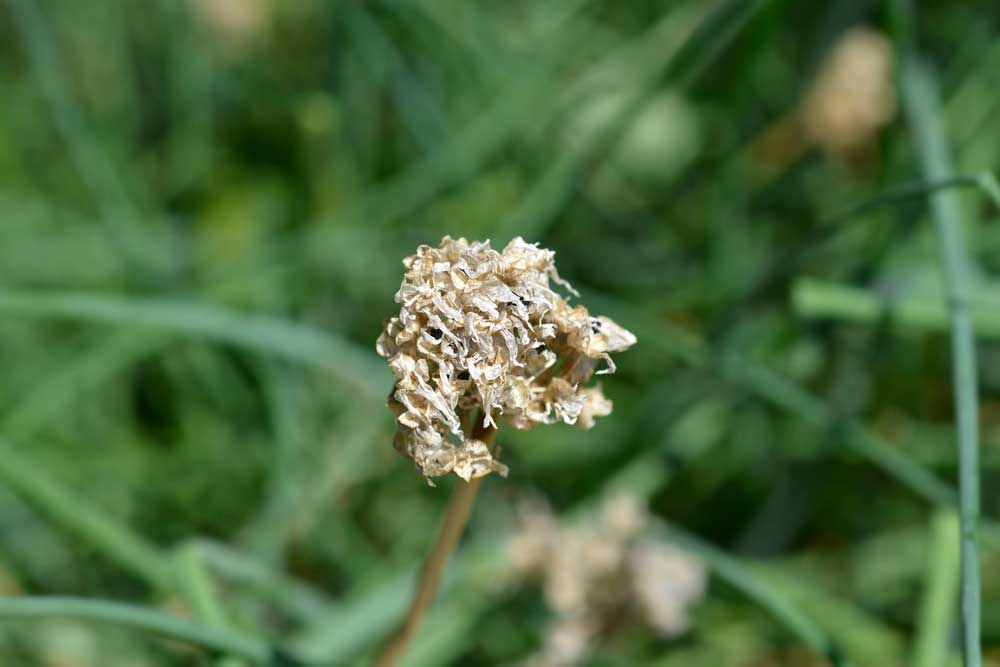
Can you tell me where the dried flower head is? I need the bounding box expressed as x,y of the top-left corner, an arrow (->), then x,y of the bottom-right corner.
377,237 -> 636,482
192,0 -> 271,48
509,494 -> 706,667
801,27 -> 896,158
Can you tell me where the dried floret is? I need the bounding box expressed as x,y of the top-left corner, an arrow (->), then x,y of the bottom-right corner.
509,494 -> 706,667
629,542 -> 707,637
377,237 -> 636,481
534,619 -> 590,667
576,386 -> 614,430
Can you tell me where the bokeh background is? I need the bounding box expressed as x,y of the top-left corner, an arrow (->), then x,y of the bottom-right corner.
0,0 -> 999,665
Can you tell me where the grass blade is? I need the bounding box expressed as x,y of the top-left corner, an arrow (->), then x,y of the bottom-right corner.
820,174 -> 1000,226
792,278 -> 1000,338
0,596 -> 272,663
0,289 -> 387,399
912,511 -> 961,667
190,539 -> 334,622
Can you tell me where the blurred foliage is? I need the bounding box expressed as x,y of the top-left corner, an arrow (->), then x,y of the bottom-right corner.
0,0 -> 999,665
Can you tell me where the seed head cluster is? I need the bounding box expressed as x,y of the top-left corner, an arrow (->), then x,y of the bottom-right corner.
377,236 -> 636,482
508,494 -> 706,667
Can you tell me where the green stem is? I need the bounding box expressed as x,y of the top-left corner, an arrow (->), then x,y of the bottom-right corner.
792,278 -> 1000,339
913,511 -> 961,667
0,596 -> 271,663
900,48 -> 982,667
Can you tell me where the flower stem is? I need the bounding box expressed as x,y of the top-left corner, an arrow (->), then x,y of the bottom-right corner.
374,418 -> 498,667
897,30 -> 982,667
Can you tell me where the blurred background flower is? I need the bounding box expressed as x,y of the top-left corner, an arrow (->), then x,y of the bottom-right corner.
801,27 -> 896,162
508,494 -> 706,666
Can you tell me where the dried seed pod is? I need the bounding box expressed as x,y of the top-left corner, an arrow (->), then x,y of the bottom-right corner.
377,237 -> 636,481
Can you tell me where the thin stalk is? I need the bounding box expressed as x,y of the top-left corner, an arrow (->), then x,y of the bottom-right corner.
821,173 -> 1000,226
913,511 -> 961,667
900,51 -> 982,667
374,417 -> 498,667
0,596 -> 271,663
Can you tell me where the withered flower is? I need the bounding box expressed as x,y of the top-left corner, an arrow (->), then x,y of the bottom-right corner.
801,27 -> 896,159
509,494 -> 706,667
191,0 -> 271,48
377,237 -> 636,482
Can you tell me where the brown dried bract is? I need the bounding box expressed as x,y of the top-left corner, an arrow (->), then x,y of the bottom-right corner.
377,237 -> 636,481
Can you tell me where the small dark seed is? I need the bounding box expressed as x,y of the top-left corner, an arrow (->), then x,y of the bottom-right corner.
428,328 -> 443,340
590,319 -> 602,334
534,342 -> 547,352
457,370 -> 470,380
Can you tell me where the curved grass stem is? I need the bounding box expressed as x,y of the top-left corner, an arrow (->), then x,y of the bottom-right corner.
0,596 -> 271,662
821,173 -> 1000,226
374,417 -> 498,667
